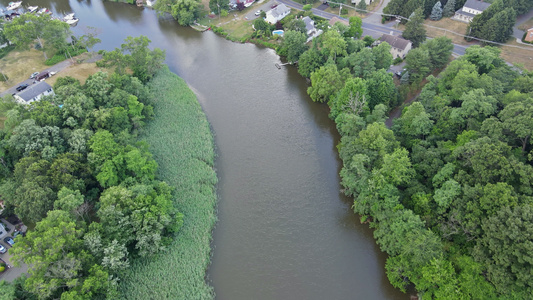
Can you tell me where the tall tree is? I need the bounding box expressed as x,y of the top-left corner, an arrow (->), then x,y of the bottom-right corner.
308,63 -> 350,103
346,16 -> 363,39
281,31 -> 308,63
402,7 -> 427,47
422,36 -> 453,69
405,48 -> 432,85
443,0 -> 456,17
372,42 -> 393,70
430,1 -> 443,21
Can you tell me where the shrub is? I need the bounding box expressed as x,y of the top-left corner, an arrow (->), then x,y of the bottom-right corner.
0,73 -> 8,82
393,57 -> 403,65
303,4 -> 312,11
45,48 -> 88,66
0,266 -> 5,272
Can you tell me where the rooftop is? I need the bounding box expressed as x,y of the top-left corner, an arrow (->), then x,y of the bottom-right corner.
464,0 -> 491,11
380,34 -> 412,50
15,81 -> 53,102
268,4 -> 290,18
302,16 -> 315,32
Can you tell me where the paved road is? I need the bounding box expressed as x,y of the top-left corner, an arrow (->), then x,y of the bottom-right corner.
513,9 -> 533,39
277,0 -> 468,56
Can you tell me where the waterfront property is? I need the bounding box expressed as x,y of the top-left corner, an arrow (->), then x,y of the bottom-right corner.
453,0 -> 491,23
265,4 -> 290,24
13,81 -> 54,104
378,34 -> 412,59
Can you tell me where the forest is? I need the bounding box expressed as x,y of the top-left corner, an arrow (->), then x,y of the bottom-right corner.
294,20 -> 533,297
0,36 -> 187,299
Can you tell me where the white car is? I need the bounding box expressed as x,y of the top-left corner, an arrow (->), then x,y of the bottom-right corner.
0,244 -> 6,254
255,10 -> 262,16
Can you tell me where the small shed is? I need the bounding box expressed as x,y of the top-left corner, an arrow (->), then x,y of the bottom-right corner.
525,28 -> 533,42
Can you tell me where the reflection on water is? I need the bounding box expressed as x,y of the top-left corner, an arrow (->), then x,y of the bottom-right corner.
0,0 -> 405,299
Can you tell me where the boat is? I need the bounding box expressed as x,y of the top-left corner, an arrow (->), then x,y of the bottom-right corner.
63,13 -> 75,20
64,18 -> 79,26
27,5 -> 38,13
37,7 -> 51,15
6,1 -> 22,10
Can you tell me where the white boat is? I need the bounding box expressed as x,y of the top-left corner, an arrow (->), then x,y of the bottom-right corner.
37,8 -> 51,15
27,5 -> 38,13
64,18 -> 79,26
63,13 -> 75,20
6,1 -> 22,10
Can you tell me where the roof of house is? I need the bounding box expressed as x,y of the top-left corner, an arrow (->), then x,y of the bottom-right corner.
527,27 -> 533,32
464,0 -> 491,11
302,16 -> 315,32
454,8 -> 476,18
380,34 -> 412,50
16,81 -> 53,102
328,16 -> 349,27
268,4 -> 290,19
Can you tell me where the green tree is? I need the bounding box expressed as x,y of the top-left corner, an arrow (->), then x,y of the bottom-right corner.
405,48 -> 432,85
442,0 -> 456,17
356,0 -> 367,13
281,30 -> 308,63
422,36 -> 453,69
366,69 -> 397,110
372,42 -> 393,70
429,1 -> 443,21
321,29 -> 347,60
346,17 -> 363,39
171,0 -> 202,26
499,98 -> 533,152
328,77 -> 368,119
297,48 -> 325,78
209,0 -> 229,14
308,64 -> 350,103
402,7 -> 426,48
474,205 -> 533,296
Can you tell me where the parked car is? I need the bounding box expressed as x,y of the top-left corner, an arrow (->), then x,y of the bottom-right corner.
35,71 -> 50,81
271,4 -> 278,8
255,10 -> 262,16
0,244 -> 6,254
4,237 -> 14,247
30,72 -> 39,79
15,83 -> 29,92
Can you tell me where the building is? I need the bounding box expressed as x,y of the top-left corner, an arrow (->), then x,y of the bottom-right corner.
379,34 -> 412,59
302,17 -> 317,37
14,81 -> 54,105
525,28 -> 533,42
453,0 -> 491,23
265,4 -> 291,24
328,16 -> 349,27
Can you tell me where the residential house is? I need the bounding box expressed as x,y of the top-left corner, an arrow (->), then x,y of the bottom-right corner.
453,0 -> 491,23
525,28 -> 533,42
302,17 -> 317,37
379,34 -> 412,59
265,4 -> 291,24
14,81 -> 54,105
328,16 -> 349,27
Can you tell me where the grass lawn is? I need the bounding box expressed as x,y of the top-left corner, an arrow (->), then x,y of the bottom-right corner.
118,66 -> 217,300
0,49 -> 48,92
501,39 -> 533,70
422,18 -> 473,46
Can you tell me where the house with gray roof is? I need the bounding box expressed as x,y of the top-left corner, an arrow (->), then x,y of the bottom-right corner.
14,81 -> 54,105
265,4 -> 291,24
379,34 -> 412,59
302,17 -> 317,37
453,0 -> 491,23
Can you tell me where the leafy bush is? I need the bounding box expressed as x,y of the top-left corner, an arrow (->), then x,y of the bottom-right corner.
393,57 -> 403,65
0,45 -> 15,59
0,73 -> 8,82
0,266 -> 5,272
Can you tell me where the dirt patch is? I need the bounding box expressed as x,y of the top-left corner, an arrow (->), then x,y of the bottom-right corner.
0,49 -> 48,92
422,18 -> 472,46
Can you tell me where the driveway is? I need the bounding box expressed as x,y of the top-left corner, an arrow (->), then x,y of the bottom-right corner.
244,0 -> 278,21
0,218 -> 28,282
513,9 -> 533,39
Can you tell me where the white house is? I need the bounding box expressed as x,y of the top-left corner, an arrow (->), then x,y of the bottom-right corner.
302,17 -> 316,37
453,0 -> 491,23
265,4 -> 291,24
379,34 -> 412,59
14,81 -> 54,105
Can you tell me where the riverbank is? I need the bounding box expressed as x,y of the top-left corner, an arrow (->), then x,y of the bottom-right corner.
118,66 -> 218,299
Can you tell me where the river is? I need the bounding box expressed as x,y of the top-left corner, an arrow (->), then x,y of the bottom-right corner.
3,0 -> 405,298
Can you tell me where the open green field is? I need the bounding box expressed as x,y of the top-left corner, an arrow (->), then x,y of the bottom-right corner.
118,66 -> 218,299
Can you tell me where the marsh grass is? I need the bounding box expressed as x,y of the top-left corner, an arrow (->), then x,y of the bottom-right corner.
119,66 -> 218,299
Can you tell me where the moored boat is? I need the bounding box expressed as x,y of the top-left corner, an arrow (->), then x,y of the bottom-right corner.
27,5 -> 38,13
63,13 -> 75,20
6,1 -> 22,10
64,17 -> 79,26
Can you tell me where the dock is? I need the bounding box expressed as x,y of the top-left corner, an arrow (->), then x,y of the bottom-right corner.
190,23 -> 210,32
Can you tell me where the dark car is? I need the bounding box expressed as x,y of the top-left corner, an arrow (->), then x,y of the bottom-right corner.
15,84 -> 29,92
271,4 -> 278,8
4,237 -> 14,247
